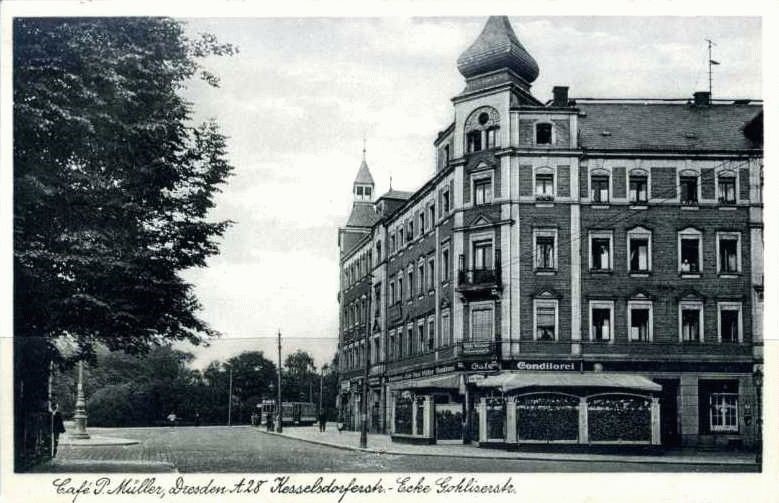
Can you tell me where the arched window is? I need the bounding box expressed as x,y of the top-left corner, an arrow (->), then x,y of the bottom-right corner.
465,107 -> 500,153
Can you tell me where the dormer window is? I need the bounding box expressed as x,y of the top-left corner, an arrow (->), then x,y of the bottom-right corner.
535,123 -> 553,144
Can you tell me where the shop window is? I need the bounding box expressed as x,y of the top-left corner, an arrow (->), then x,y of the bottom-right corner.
415,398 -> 425,436
590,301 -> 614,342
718,175 -> 736,205
587,395 -> 652,441
591,174 -> 610,203
589,232 -> 612,271
680,175 -> 698,205
535,173 -> 555,200
394,394 -> 413,435
699,380 -> 739,434
678,228 -> 702,274
717,233 -> 741,274
629,173 -> 648,204
535,230 -> 556,271
473,177 -> 493,206
534,300 -> 558,341
628,301 -> 653,342
435,404 -> 463,440
516,394 -> 579,441
679,301 -> 703,343
718,302 -> 742,343
485,397 -> 506,440
470,304 -> 494,342
535,123 -> 553,145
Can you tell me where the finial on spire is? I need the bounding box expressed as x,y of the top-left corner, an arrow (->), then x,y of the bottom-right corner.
362,135 -> 367,161
389,175 -> 392,190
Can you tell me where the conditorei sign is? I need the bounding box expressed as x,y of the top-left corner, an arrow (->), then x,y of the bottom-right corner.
515,360 -> 579,371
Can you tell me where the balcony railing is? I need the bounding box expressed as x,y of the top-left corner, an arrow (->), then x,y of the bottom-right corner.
457,251 -> 502,298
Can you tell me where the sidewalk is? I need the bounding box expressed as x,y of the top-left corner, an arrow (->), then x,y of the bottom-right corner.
259,424 -> 758,466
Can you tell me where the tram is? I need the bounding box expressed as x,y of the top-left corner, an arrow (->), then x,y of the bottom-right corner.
258,400 -> 317,426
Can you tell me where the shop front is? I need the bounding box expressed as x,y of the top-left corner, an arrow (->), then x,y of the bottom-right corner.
388,373 -> 463,444
472,372 -> 662,449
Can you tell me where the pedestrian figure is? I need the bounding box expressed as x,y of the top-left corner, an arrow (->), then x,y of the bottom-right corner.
167,411 -> 177,426
51,403 -> 65,457
194,412 -> 201,427
266,413 -> 273,432
318,410 -> 327,432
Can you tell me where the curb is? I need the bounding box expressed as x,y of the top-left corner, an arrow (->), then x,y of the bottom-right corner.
256,429 -> 757,466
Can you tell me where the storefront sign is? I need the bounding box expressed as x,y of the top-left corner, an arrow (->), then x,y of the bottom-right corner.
435,364 -> 457,375
368,376 -> 382,386
340,380 -> 351,392
461,341 -> 493,355
515,360 -> 578,371
468,360 -> 500,372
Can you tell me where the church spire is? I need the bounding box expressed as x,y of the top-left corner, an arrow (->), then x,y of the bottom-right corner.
353,141 -> 374,202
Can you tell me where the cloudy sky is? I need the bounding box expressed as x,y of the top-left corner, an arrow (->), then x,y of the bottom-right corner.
176,16 -> 761,370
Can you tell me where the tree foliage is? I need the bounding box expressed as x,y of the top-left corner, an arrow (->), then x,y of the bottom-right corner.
13,18 -> 236,365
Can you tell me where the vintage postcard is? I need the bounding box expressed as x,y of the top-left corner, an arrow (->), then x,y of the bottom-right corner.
1,1 -> 776,502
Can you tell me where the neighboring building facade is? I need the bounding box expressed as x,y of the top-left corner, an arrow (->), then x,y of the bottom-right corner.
337,16 -> 763,450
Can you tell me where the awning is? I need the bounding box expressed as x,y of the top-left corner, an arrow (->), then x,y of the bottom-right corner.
475,372 -> 661,393
389,373 -> 461,391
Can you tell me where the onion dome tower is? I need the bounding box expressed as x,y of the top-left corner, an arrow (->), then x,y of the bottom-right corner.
455,16 -> 540,99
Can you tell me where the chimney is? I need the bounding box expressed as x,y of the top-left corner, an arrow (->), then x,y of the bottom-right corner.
693,91 -> 711,106
552,86 -> 569,107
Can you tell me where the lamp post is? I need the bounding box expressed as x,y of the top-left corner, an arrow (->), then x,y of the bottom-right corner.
276,330 -> 283,433
227,367 -> 233,426
753,365 -> 763,466
360,275 -> 372,449
319,364 -> 329,417
70,360 -> 90,439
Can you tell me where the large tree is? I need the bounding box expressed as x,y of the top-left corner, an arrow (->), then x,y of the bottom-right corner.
13,17 -> 235,469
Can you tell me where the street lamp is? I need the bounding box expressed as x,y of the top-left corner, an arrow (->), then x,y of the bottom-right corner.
360,274 -> 373,449
753,365 -> 763,466
319,364 -> 329,418
70,360 -> 90,439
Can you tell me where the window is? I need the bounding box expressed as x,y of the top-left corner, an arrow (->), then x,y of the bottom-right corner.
717,233 -> 740,274
718,175 -> 736,205
470,304 -> 494,341
441,310 -> 451,346
407,269 -> 414,299
535,173 -> 554,200
429,203 -> 436,224
374,284 -> 381,317
473,239 -> 494,270
390,281 -> 396,305
419,212 -> 425,233
534,229 -> 556,271
535,123 -> 552,144
700,380 -> 739,433
376,241 -> 382,262
679,300 -> 703,343
442,189 -> 451,213
427,257 -> 435,291
678,229 -> 702,274
467,130 -> 482,153
408,220 -> 414,240
428,318 -> 435,350
417,323 -> 425,354
399,228 -> 404,248
629,174 -> 648,204
441,246 -> 450,282
718,302 -> 742,343
534,300 -> 558,341
589,301 -> 614,342
390,234 -> 396,254
418,261 -> 425,295
397,275 -> 403,302
443,145 -> 450,167
406,326 -> 413,356
628,301 -> 653,342
628,227 -> 651,273
591,175 -> 610,203
388,331 -> 395,360
680,175 -> 698,205
589,232 -> 612,271
473,177 -> 492,205
486,128 -> 498,149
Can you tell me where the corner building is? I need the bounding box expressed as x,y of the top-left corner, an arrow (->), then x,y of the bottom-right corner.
337,16 -> 763,451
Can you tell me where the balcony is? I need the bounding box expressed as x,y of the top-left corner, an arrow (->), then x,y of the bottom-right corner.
457,252 -> 502,300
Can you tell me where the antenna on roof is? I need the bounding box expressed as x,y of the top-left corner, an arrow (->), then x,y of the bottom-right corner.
706,39 -> 719,97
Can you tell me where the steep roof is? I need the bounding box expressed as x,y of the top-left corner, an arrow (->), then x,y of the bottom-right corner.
576,102 -> 762,152
457,16 -> 539,84
354,159 -> 374,185
345,202 -> 379,228
378,189 -> 414,201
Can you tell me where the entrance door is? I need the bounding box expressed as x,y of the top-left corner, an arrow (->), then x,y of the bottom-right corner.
654,379 -> 680,447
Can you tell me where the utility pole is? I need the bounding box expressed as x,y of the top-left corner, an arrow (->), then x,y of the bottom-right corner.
276,330 -> 283,433
360,276 -> 372,448
227,367 -> 233,426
